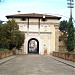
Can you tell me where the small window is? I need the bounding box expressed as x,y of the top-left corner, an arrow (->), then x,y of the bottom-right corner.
41,18 -> 47,21
21,17 -> 26,21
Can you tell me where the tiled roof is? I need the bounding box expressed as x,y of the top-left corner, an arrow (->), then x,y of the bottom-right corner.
6,13 -> 61,20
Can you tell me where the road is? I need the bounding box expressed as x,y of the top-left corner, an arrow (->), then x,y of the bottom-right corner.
0,55 -> 75,75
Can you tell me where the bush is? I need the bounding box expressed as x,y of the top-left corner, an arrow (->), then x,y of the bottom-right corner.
0,48 -> 10,52
0,19 -> 25,50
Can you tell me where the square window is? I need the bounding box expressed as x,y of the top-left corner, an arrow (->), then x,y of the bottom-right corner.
41,18 -> 47,21
21,18 -> 26,21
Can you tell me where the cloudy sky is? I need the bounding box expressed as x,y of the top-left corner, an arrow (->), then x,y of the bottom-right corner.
0,0 -> 75,22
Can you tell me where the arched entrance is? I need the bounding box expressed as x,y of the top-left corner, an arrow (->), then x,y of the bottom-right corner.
28,38 -> 39,54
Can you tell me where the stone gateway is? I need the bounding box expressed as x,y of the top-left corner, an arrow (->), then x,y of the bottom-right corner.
6,13 -> 61,55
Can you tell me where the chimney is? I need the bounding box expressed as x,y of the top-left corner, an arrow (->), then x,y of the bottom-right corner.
17,11 -> 21,14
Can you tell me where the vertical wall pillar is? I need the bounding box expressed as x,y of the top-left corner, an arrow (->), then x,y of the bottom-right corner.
55,23 -> 59,52
38,18 -> 40,35
27,18 -> 29,35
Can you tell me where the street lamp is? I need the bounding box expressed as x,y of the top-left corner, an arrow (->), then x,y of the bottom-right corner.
43,15 -> 45,19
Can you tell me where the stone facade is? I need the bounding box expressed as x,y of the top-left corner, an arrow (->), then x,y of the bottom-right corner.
6,13 -> 61,55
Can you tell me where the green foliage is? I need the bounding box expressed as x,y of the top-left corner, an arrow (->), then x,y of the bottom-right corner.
59,20 -> 69,37
67,18 -> 74,52
59,20 -> 75,52
0,19 -> 24,50
10,30 -> 24,49
0,20 -> 4,24
74,27 -> 75,48
74,27 -> 75,39
0,48 -> 9,52
6,20 -> 19,31
59,20 -> 68,32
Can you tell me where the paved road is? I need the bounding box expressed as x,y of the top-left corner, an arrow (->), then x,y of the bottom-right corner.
0,55 -> 75,75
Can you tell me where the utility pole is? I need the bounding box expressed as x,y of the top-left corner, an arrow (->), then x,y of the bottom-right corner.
67,0 -> 74,19
67,0 -> 74,52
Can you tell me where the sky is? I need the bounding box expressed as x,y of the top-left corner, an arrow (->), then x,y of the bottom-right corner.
0,0 -> 75,23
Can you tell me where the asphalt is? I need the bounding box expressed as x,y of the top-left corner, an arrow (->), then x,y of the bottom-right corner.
0,55 -> 75,68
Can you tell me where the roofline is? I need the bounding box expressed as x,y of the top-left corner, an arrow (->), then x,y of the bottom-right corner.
6,13 -> 61,20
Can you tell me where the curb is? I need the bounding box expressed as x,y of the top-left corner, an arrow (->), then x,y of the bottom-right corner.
50,55 -> 75,68
0,56 -> 16,65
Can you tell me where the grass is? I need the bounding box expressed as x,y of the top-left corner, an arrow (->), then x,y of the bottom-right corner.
0,48 -> 10,52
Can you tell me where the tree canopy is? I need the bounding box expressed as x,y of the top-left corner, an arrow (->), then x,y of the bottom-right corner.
59,20 -> 68,32
59,20 -> 75,52
0,19 -> 24,50
67,18 -> 74,52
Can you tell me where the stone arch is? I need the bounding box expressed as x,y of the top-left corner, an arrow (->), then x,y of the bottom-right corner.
28,38 -> 39,54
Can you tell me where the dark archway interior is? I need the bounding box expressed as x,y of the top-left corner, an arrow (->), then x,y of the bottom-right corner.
28,38 -> 39,54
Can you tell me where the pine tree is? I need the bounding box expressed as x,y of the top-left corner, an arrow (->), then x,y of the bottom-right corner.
67,17 -> 74,52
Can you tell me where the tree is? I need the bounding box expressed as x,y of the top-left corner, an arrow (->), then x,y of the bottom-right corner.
59,20 -> 68,32
0,24 -> 9,49
67,17 -> 74,52
0,19 -> 25,50
59,20 -> 69,38
11,31 -> 24,49
74,27 -> 75,47
0,20 -> 4,24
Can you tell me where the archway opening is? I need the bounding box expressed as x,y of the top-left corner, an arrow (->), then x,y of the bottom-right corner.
28,38 -> 39,54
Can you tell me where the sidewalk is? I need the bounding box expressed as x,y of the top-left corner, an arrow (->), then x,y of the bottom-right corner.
0,55 -> 16,65
50,55 -> 75,68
